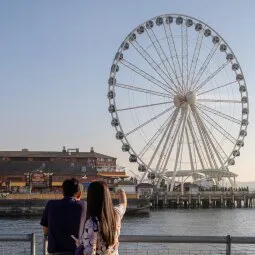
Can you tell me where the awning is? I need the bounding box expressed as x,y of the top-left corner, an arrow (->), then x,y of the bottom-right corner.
97,173 -> 129,178
10,182 -> 26,187
52,181 -> 63,186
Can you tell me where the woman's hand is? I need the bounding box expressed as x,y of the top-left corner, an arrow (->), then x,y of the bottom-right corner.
116,188 -> 125,195
71,235 -> 81,247
116,189 -> 127,207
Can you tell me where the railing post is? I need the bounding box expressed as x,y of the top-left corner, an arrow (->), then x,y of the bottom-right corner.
30,233 -> 36,255
226,235 -> 231,255
43,235 -> 48,255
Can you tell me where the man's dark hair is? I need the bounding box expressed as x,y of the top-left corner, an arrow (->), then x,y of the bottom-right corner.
62,178 -> 81,197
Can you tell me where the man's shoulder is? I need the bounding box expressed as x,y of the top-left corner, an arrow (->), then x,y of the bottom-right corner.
46,199 -> 61,206
46,198 -> 85,209
77,200 -> 86,207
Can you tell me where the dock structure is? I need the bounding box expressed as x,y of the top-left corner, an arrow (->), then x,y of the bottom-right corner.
150,191 -> 255,209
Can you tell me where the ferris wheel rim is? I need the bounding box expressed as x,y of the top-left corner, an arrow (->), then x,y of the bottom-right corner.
108,13 -> 249,183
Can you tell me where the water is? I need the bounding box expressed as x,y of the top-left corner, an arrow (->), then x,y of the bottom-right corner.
1,208 -> 255,254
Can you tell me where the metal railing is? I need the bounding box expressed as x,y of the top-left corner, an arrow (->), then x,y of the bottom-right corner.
42,234 -> 255,255
119,235 -> 255,255
0,233 -> 35,255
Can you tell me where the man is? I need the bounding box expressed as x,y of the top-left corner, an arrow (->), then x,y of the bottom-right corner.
41,178 -> 85,255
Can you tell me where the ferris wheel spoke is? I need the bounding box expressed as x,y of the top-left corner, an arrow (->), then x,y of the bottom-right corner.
187,117 -> 206,169
115,83 -> 172,99
196,107 -> 236,144
154,107 -> 182,176
138,112 -> 173,158
170,108 -> 189,191
185,127 -> 195,171
156,110 -> 184,178
187,32 -> 204,91
144,28 -> 181,93
198,99 -> 241,104
125,106 -> 174,136
178,127 -> 185,173
205,125 -> 228,162
192,142 -> 198,171
140,108 -> 180,182
196,111 -> 228,165
193,109 -> 220,169
197,80 -> 237,96
117,101 -> 172,112
163,23 -> 183,89
130,41 -> 178,94
188,114 -> 209,169
157,114 -> 183,183
180,23 -> 185,92
195,110 -> 231,168
165,23 -> 183,83
209,130 -> 228,161
121,59 -> 174,95
183,23 -> 189,92
190,44 -> 220,91
194,61 -> 229,92
197,103 -> 241,124
190,108 -> 215,169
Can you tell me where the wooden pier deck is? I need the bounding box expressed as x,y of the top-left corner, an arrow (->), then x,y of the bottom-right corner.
150,191 -> 255,209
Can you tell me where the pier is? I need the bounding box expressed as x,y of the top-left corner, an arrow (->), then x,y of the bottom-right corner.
150,191 -> 255,209
0,193 -> 149,216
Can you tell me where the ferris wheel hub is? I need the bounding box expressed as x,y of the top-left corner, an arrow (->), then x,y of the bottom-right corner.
173,91 -> 197,107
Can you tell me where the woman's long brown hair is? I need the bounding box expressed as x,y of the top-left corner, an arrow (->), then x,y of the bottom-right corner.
86,181 -> 117,247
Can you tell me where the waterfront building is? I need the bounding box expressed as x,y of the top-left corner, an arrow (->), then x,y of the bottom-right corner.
0,146 -> 128,193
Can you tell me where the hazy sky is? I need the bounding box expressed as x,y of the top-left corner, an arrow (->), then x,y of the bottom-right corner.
1,1 -> 255,181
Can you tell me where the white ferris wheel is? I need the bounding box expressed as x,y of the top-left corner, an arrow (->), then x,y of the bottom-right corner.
107,14 -> 249,191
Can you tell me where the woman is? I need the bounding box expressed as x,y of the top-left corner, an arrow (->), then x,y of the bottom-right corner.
72,181 -> 127,255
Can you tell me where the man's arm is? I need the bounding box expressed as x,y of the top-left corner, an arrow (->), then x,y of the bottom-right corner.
40,201 -> 49,235
43,226 -> 48,235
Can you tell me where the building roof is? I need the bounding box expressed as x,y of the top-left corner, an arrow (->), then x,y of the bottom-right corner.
0,161 -> 86,175
0,150 -> 116,160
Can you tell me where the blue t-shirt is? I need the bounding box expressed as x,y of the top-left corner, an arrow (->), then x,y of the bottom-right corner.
40,197 -> 84,253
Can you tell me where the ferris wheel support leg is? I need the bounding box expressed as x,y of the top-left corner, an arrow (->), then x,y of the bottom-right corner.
187,117 -> 205,170
166,180 -> 170,192
181,180 -> 184,195
194,108 -> 225,169
191,107 -> 214,169
139,114 -> 172,183
156,109 -> 185,188
170,108 -> 188,192
155,109 -> 180,187
228,177 -> 236,188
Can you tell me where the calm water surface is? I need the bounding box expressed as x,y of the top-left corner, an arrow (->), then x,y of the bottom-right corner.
1,208 -> 255,254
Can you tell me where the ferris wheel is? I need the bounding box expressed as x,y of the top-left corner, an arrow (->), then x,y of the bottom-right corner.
107,14 -> 249,190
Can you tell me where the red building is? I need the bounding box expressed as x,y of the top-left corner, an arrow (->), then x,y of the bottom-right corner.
0,147 -> 128,193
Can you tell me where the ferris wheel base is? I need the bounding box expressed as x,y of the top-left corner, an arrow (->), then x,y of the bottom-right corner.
159,169 -> 238,191
164,169 -> 237,178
